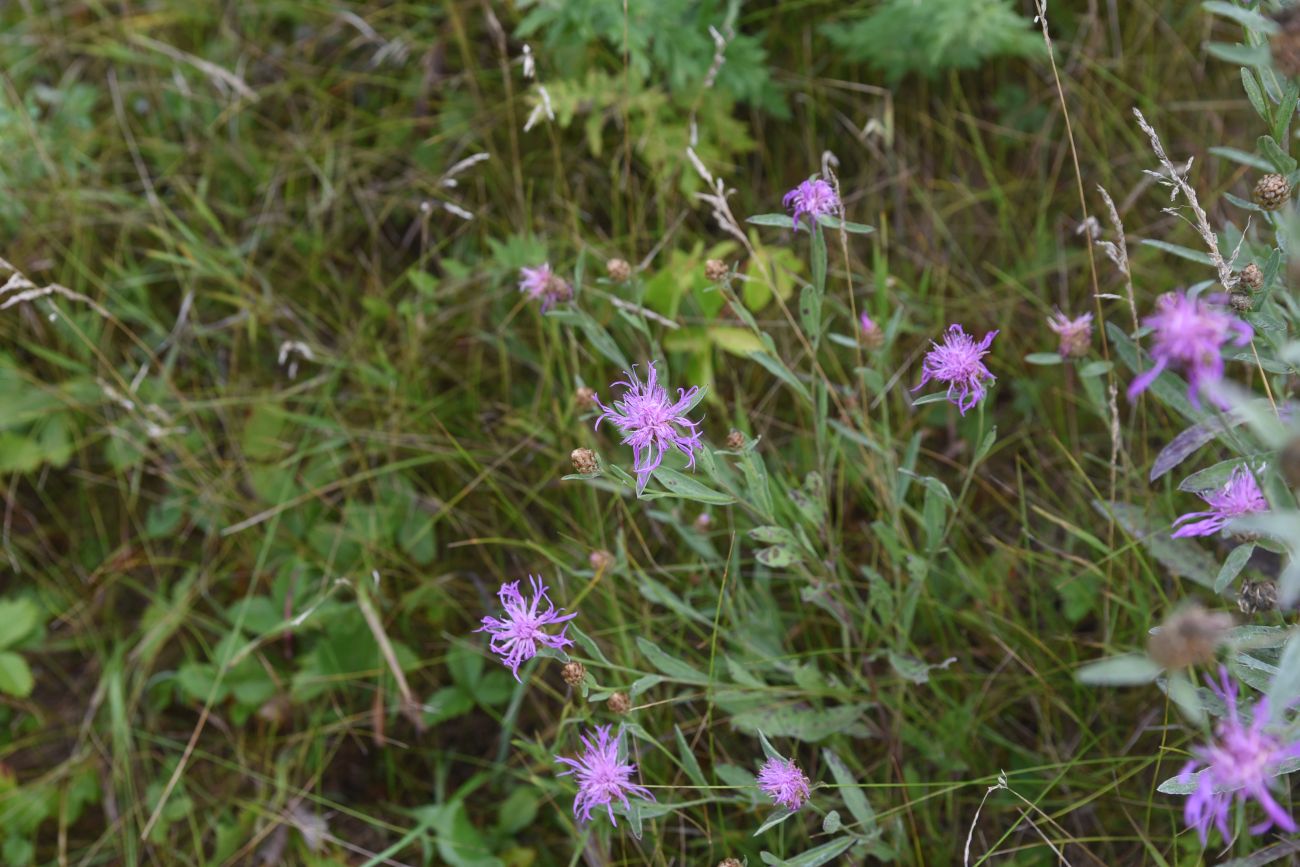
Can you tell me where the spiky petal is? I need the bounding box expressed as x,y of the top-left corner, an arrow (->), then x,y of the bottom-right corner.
912,324 -> 998,415
1177,668 -> 1300,844
1172,466 -> 1269,538
594,362 -> 702,496
757,757 -> 812,811
555,725 -> 655,825
475,575 -> 576,681
1127,291 -> 1252,408
783,178 -> 839,232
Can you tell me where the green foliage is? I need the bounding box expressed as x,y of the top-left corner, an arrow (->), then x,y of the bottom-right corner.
821,0 -> 1043,83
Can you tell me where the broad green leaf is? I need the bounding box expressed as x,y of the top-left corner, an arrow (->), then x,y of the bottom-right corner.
1216,543 -> 1255,593
1268,632 -> 1300,723
822,748 -> 876,831
1076,653 -> 1161,685
674,725 -> 708,788
747,213 -> 795,228
0,598 -> 38,650
1025,352 -> 1063,365
0,652 -> 33,697
1203,2 -> 1279,35
749,351 -> 813,405
732,703 -> 870,742
636,637 -> 710,684
650,467 -> 736,505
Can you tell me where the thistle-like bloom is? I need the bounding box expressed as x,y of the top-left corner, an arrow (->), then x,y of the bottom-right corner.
1172,466 -> 1268,538
757,757 -> 812,811
912,324 -> 998,415
1177,667 -> 1300,843
1127,291 -> 1252,408
1047,309 -> 1093,358
555,725 -> 655,825
518,263 -> 572,312
594,362 -> 702,496
475,575 -> 576,681
783,178 -> 839,232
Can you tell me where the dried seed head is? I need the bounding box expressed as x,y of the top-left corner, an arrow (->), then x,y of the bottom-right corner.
1229,291 -> 1254,313
571,448 -> 598,474
606,258 -> 632,282
1281,437 -> 1300,488
1272,7 -> 1300,78
608,691 -> 631,714
589,549 -> 614,572
575,386 -> 597,408
717,860 -> 744,867
1238,580 -> 1279,615
705,258 -> 729,282
1241,262 -> 1265,291
727,429 -> 746,450
1146,605 -> 1234,670
1253,173 -> 1292,211
561,660 -> 586,686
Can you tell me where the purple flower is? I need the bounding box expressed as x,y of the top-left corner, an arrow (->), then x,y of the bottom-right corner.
757,756 -> 811,811
555,724 -> 655,825
912,324 -> 998,415
594,362 -> 703,496
1177,667 -> 1300,844
1172,466 -> 1268,538
518,263 -> 572,312
783,178 -> 839,232
1047,309 -> 1093,358
859,312 -> 884,348
1127,291 -> 1252,408
475,575 -> 576,681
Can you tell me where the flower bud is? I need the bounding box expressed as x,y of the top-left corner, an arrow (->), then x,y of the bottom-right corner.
726,429 -> 746,450
571,448 -> 598,474
1241,262 -> 1264,291
1146,605 -> 1234,670
561,660 -> 586,686
606,258 -> 632,282
575,386 -> 597,409
589,549 -> 614,572
1238,580 -> 1278,615
608,691 -> 631,714
1253,173 -> 1292,211
1229,291 -> 1253,314
705,259 -> 729,282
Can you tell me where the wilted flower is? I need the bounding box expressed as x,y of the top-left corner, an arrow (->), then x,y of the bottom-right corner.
1127,291 -> 1252,408
1047,310 -> 1093,358
476,576 -> 576,681
1172,466 -> 1268,538
1146,605 -> 1233,670
570,448 -> 598,474
783,178 -> 839,232
757,756 -> 811,810
1177,668 -> 1300,843
859,312 -> 884,349
555,724 -> 654,825
912,324 -> 998,415
518,263 -> 572,311
595,362 -> 703,495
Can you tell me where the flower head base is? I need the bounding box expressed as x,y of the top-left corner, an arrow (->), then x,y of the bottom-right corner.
1172,466 -> 1268,538
783,178 -> 839,232
859,312 -> 884,349
594,362 -> 703,496
518,263 -> 572,312
1178,668 -> 1300,843
1127,292 -> 1252,408
1047,310 -> 1093,358
757,756 -> 811,811
912,324 -> 998,415
555,725 -> 654,825
475,576 -> 576,681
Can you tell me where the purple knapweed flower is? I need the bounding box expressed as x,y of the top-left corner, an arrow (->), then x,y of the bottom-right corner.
594,362 -> 703,496
783,178 -> 839,232
859,311 -> 884,349
757,756 -> 812,811
912,324 -> 998,415
1177,667 -> 1300,844
1127,291 -> 1252,408
518,263 -> 572,312
475,575 -> 576,681
1047,309 -> 1093,358
555,724 -> 655,825
1172,466 -> 1269,538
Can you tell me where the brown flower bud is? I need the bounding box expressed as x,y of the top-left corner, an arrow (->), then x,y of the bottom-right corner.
705,259 -> 729,282
575,386 -> 597,408
1146,605 -> 1234,670
1238,580 -> 1279,615
571,448 -> 598,474
1253,173 -> 1292,211
726,429 -> 746,450
607,691 -> 631,714
1229,291 -> 1253,313
1241,262 -> 1265,291
606,258 -> 632,282
561,661 -> 586,686
589,549 -> 614,572
717,860 -> 744,867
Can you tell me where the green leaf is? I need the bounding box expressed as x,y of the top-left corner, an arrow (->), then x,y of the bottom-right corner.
649,467 -> 736,505
1216,543 -> 1255,594
709,326 -> 765,357
1207,42 -> 1271,68
1140,238 -> 1215,265
636,636 -> 710,684
674,725 -> 708,788
822,748 -> 876,831
0,598 -> 38,650
1024,352 -> 1063,365
1259,134 -> 1298,174
1203,2 -> 1280,35
749,526 -> 797,545
731,703 -> 870,742
1211,145 -> 1274,171
762,836 -> 858,866
1240,67 -> 1271,125
1076,653 -> 1161,685
747,213 -> 795,228
1268,632 -> 1300,723
753,805 -> 799,837
816,215 -> 874,234
1098,500 -> 1219,588
756,545 -> 799,568
0,651 -> 33,697
749,351 -> 813,405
